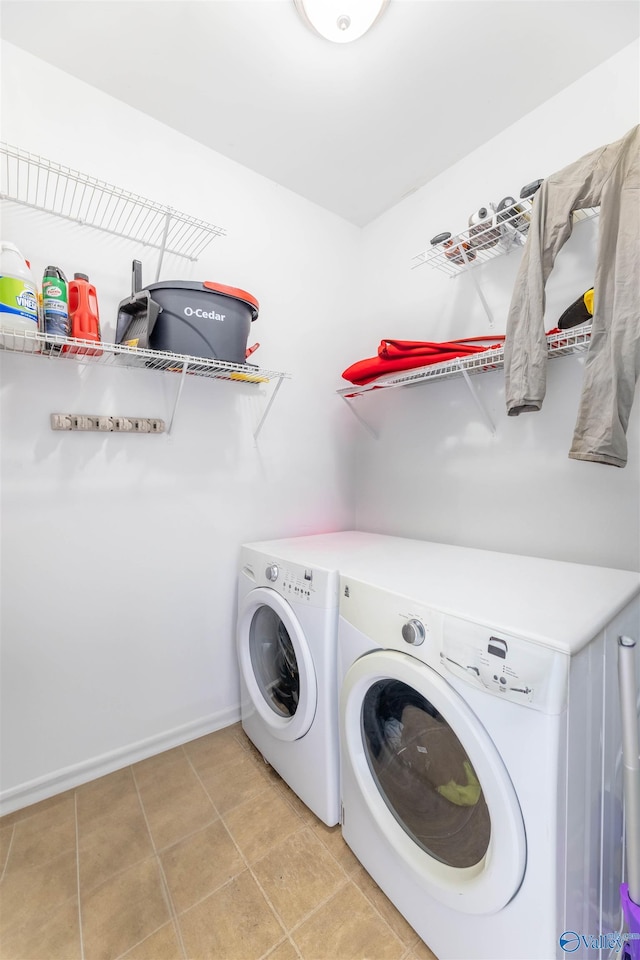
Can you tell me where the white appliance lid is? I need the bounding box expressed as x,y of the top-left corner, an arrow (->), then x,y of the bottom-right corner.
243,533 -> 639,654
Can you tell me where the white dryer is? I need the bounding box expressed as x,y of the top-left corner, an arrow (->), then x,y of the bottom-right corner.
237,544 -> 341,825
237,531 -> 402,826
338,546 -> 640,960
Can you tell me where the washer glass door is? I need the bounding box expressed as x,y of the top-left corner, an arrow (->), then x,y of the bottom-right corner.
362,678 -> 490,869
238,587 -> 317,741
342,650 -> 526,914
251,603 -> 300,718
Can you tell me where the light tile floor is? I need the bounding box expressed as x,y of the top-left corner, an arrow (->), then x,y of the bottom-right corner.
0,723 -> 439,960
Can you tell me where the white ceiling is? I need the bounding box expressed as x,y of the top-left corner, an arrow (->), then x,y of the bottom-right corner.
1,1 -> 638,225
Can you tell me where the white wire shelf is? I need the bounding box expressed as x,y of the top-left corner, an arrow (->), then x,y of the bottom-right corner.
0,142 -> 227,265
338,325 -> 593,399
412,199 -> 599,277
0,326 -> 288,384
0,326 -> 290,438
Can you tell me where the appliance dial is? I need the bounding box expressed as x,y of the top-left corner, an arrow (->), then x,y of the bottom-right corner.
265,564 -> 279,582
402,619 -> 425,646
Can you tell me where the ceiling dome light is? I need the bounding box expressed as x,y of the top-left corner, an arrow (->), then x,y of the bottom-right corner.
293,0 -> 390,44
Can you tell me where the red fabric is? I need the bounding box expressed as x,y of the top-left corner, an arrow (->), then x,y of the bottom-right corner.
342,336 -> 506,386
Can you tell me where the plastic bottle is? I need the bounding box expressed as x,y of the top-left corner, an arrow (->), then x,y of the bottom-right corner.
42,266 -> 70,349
0,242 -> 39,344
65,272 -> 102,356
468,204 -> 501,250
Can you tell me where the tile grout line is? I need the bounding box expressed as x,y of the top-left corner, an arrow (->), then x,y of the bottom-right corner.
257,936 -> 304,960
132,730 -> 415,958
130,761 -> 189,960
282,874 -> 409,960
74,790 -> 86,960
0,795 -> 70,831
112,920 -> 176,960
152,814 -> 220,856
266,781 -> 422,948
0,824 -> 15,882
76,851 -> 161,894
280,875 -> 352,938
232,741 -> 414,955
183,748 -> 294,947
345,886 -> 414,959
337,867 -> 423,956
185,744 -> 371,949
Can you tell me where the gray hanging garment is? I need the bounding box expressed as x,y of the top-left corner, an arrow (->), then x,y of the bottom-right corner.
504,125 -> 640,467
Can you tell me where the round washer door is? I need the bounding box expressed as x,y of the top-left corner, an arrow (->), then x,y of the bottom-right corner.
237,587 -> 317,742
341,649 -> 526,915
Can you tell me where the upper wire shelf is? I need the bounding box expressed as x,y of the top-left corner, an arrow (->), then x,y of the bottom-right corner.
338,326 -> 593,399
411,198 -> 599,277
0,326 -> 288,385
0,142 -> 227,263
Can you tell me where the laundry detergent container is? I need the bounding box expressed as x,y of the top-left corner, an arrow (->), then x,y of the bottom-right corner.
146,280 -> 258,364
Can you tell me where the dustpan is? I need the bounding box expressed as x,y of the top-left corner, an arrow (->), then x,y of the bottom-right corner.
116,260 -> 161,349
619,636 -> 640,960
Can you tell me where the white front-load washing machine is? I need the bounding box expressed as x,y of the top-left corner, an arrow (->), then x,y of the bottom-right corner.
237,531 -> 403,826
237,543 -> 341,825
338,546 -> 640,960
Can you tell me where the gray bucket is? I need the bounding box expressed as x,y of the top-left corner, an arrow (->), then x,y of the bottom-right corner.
145,280 -> 259,364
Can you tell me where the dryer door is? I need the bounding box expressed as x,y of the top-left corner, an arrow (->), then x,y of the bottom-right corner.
341,649 -> 526,915
238,587 -> 317,742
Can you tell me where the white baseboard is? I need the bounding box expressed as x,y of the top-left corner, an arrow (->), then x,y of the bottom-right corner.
0,705 -> 241,817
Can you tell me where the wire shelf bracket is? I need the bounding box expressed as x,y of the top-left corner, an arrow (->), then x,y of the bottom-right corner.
459,363 -> 496,435
167,361 -> 189,435
468,266 -> 495,328
253,375 -> 287,443
340,393 -> 379,439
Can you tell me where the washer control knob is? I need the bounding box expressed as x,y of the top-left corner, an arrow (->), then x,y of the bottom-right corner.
265,564 -> 279,582
402,619 -> 425,646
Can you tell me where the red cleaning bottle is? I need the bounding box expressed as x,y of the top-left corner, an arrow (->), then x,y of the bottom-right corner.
64,272 -> 103,356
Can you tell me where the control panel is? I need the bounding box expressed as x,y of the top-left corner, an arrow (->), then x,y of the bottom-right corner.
242,550 -> 339,608
441,615 -> 569,714
281,566 -> 314,600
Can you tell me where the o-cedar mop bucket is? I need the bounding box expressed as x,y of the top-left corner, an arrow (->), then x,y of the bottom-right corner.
619,636 -> 640,960
115,260 -> 259,364
144,278 -> 259,365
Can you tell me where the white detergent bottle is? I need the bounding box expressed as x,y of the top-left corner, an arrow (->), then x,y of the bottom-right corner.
0,242 -> 40,349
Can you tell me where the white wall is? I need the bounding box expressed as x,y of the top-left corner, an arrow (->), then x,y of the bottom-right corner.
352,40 -> 640,572
0,41 -> 363,812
